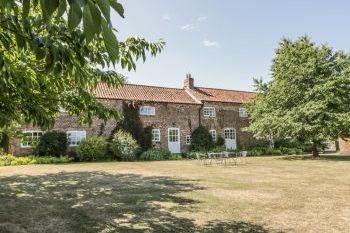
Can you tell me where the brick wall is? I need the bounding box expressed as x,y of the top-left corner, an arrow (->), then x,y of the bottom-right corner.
11,99 -> 257,155
200,102 -> 257,149
339,138 -> 350,154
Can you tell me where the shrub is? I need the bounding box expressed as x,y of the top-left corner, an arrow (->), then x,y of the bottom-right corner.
110,130 -> 140,161
169,153 -> 182,160
140,148 -> 171,161
191,125 -> 214,151
216,136 -> 225,147
210,145 -> 227,153
183,151 -> 198,159
35,131 -> 68,157
76,137 -> 108,161
0,154 -> 72,166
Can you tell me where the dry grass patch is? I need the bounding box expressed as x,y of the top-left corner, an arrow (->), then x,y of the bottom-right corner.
0,155 -> 350,232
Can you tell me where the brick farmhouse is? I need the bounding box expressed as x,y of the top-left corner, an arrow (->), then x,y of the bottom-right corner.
12,74 -> 258,155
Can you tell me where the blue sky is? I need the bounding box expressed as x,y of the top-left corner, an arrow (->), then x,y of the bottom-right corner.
112,0 -> 350,91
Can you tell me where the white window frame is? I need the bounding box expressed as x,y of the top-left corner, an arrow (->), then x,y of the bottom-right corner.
20,130 -> 43,148
185,135 -> 191,145
203,107 -> 216,117
239,107 -> 248,118
66,130 -> 86,147
210,130 -> 217,142
139,106 -> 156,116
152,129 -> 161,142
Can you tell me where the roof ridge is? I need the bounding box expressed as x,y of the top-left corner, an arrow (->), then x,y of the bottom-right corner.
122,83 -> 185,91
196,86 -> 256,93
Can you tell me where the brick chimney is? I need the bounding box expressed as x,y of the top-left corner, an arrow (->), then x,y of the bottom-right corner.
184,73 -> 194,89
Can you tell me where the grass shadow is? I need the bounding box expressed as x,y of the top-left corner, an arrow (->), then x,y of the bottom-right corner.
0,171 -> 280,233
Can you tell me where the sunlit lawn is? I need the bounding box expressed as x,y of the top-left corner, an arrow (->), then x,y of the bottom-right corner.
0,155 -> 350,233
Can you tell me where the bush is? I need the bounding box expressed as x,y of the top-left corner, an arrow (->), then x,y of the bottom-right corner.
76,137 -> 108,161
35,131 -> 68,157
110,130 -> 140,161
183,151 -> 198,159
210,145 -> 227,153
0,154 -> 72,166
169,153 -> 182,160
191,125 -> 214,151
140,148 -> 171,161
216,136 -> 225,147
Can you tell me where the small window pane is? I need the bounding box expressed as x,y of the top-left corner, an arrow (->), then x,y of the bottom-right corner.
21,131 -> 43,148
239,108 -> 248,117
210,130 -> 217,141
67,131 -> 86,147
152,129 -> 160,142
140,106 -> 156,116
185,135 -> 191,145
224,129 -> 236,140
203,107 -> 216,117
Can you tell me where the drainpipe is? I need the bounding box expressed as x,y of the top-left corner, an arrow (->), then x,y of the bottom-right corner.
198,105 -> 203,126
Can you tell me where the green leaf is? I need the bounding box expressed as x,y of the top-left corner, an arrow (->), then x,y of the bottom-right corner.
22,0 -> 30,19
110,0 -> 124,18
40,0 -> 59,20
68,0 -> 82,30
83,1 -> 101,43
56,0 -> 67,18
97,0 -> 110,22
101,19 -> 119,63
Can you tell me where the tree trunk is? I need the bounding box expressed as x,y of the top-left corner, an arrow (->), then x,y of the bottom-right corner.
0,132 -> 10,153
312,141 -> 320,157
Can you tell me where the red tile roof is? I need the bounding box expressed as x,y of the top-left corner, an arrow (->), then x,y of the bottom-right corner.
188,87 -> 255,103
95,83 -> 255,104
95,83 -> 200,104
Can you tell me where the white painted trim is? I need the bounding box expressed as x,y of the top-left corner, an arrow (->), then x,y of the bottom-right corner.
20,130 -> 44,148
203,107 -> 216,117
152,129 -> 161,142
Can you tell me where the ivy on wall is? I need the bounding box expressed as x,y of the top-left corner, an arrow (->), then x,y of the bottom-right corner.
110,102 -> 152,151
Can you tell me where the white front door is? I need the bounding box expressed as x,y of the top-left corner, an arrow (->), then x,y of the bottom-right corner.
224,128 -> 237,150
168,128 -> 181,153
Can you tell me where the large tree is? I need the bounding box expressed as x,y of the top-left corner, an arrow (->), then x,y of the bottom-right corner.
0,1 -> 164,150
245,36 -> 350,156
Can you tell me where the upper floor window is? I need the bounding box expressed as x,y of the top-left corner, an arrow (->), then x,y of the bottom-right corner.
152,129 -> 160,142
67,131 -> 86,147
20,131 -> 43,148
203,107 -> 216,117
210,130 -> 217,142
185,135 -> 192,145
239,108 -> 248,118
139,106 -> 156,116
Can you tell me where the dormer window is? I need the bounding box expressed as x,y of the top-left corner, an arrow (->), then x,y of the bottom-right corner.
203,107 -> 216,117
139,106 -> 155,116
239,108 -> 248,117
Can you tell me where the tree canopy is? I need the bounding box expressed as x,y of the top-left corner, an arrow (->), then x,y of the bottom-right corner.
245,36 -> 350,156
0,0 -> 165,132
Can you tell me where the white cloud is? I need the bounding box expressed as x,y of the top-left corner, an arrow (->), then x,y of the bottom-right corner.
162,14 -> 171,21
180,24 -> 196,31
202,39 -> 221,48
197,16 -> 207,22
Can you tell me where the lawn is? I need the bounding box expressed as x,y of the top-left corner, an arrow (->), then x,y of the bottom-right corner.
0,155 -> 349,233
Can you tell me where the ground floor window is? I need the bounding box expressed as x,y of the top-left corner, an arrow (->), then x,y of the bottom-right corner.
210,130 -> 217,142
185,135 -> 191,145
20,131 -> 43,148
67,131 -> 86,147
152,129 -> 160,142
